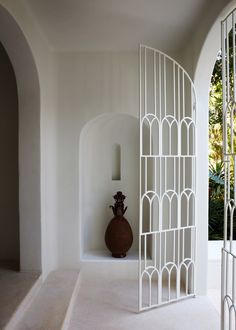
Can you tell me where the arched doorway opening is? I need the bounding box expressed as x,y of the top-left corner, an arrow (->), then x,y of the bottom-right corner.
0,2 -> 41,270
0,5 -> 42,273
0,4 -> 42,327
193,0 -> 236,307
0,42 -> 19,270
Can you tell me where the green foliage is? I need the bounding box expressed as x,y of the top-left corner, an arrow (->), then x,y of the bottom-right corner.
208,160 -> 236,240
209,51 -> 223,164
207,25 -> 236,241
208,161 -> 224,240
209,161 -> 224,199
208,49 -> 225,240
208,198 -> 224,240
208,30 -> 236,240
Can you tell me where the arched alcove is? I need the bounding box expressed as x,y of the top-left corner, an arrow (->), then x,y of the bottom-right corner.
79,113 -> 141,260
0,5 -> 41,271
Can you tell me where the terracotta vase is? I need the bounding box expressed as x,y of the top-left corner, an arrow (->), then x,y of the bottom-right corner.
105,191 -> 133,258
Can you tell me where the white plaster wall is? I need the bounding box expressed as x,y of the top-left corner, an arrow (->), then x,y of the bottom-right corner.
0,1 -> 57,275
54,52 -> 139,267
0,4 -> 41,271
55,48 -> 195,284
49,0 -> 236,294
0,0 -> 232,295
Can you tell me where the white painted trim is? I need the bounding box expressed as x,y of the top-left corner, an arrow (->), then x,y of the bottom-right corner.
4,275 -> 43,330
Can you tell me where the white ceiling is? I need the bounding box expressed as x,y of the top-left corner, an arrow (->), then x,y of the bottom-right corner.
23,0 -> 209,52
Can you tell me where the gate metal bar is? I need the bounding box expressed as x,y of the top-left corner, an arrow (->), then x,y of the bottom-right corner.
221,10 -> 236,330
139,45 -> 196,311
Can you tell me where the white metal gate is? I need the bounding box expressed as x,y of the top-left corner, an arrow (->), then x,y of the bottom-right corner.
139,45 -> 196,311
221,10 -> 236,329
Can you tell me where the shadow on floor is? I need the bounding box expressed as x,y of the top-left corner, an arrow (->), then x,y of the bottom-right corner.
0,262 -> 40,329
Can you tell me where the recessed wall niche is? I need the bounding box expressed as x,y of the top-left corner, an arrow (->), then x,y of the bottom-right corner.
80,113 -> 142,261
112,143 -> 121,181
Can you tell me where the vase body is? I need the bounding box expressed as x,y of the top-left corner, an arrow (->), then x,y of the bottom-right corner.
105,215 -> 133,258
105,191 -> 133,258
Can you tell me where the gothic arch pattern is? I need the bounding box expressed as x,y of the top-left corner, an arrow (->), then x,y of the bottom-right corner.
222,11 -> 236,329
139,44 -> 196,311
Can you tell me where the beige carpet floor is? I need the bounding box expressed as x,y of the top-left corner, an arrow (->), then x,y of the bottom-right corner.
67,277 -> 220,330
0,266 -> 40,329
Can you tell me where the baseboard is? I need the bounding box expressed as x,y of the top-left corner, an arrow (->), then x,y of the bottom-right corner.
4,275 -> 43,330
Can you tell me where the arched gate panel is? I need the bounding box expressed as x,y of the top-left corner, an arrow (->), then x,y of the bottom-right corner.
139,45 -> 196,311
221,10 -> 236,330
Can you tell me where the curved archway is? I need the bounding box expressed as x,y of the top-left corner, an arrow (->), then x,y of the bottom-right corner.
194,0 -> 236,295
0,5 -> 41,271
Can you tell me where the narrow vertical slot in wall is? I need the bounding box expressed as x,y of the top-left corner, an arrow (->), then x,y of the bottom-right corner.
112,143 -> 121,180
